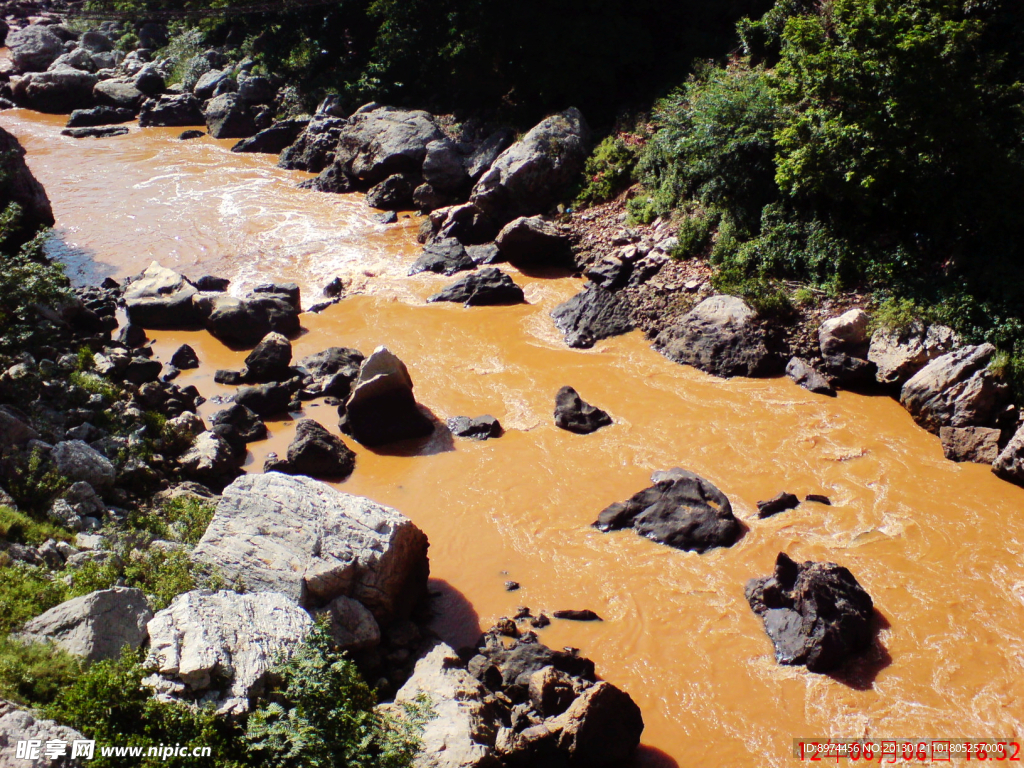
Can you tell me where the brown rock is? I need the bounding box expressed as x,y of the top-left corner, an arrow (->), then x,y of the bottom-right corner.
940,426 -> 1001,464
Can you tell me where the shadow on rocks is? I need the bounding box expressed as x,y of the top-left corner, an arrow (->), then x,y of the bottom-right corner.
426,578 -> 482,652
361,407 -> 455,458
825,609 -> 892,691
632,745 -> 681,768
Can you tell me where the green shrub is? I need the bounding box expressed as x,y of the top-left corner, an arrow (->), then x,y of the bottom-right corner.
870,296 -> 926,334
0,505 -> 72,546
126,497 -> 215,546
0,225 -> 72,357
3,445 -> 70,513
247,621 -> 427,768
45,648 -> 250,768
0,563 -> 68,635
0,636 -> 82,706
574,132 -> 644,208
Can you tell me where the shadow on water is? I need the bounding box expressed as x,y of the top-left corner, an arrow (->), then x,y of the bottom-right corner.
631,745 -> 681,768
363,409 -> 456,458
427,578 -> 482,652
826,609 -> 893,691
45,228 -> 120,287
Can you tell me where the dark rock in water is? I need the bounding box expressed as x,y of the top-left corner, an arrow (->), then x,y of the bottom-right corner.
786,357 -> 835,397
240,332 -> 292,383
66,106 -> 134,128
554,386 -> 611,435
408,238 -> 474,276
551,283 -> 634,349
553,609 -> 601,622
340,346 -> 434,447
178,129 -> 205,140
306,300 -> 337,314
214,369 -> 243,385
231,118 -> 309,154
412,182 -> 456,213
170,344 -> 199,370
11,69 -> 98,113
745,552 -> 874,673
139,94 -> 204,128
123,263 -> 199,328
279,116 -> 347,173
505,581 -> 520,592
299,164 -> 355,194
655,295 -> 780,379
375,211 -> 398,225
234,381 -> 293,418
198,293 -> 300,347
204,93 -> 256,140
470,108 -> 590,225
253,282 -> 300,308
470,625 -> 596,693
94,80 -> 146,111
593,468 -> 740,553
448,415 -> 503,440
116,323 -> 147,348
101,277 -> 120,290
428,267 -> 525,306
584,255 -> 632,290
365,172 -> 417,211
530,614 -> 550,629
756,491 -> 800,519
805,494 -> 832,505
61,126 -> 129,139
297,347 -> 364,400
210,404 -> 267,443
0,128 -> 54,245
329,104 -> 444,185
823,352 -> 877,389
194,274 -> 229,291
494,215 -> 572,266
940,426 -> 1001,465
322,277 -> 345,298
466,243 -> 502,265
264,419 -> 355,480
428,202 -> 499,245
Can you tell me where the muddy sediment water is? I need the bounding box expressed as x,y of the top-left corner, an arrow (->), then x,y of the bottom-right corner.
5,109 -> 1024,766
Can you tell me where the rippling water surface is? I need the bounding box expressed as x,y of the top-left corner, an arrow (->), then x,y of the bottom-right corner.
5,109 -> 1024,766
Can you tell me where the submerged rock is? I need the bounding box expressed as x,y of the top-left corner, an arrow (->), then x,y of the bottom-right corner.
448,415 -> 503,440
340,346 -> 434,447
654,295 -> 779,378
593,468 -> 740,553
409,238 -> 475,276
745,552 -> 874,673
66,105 -> 134,127
428,268 -> 526,306
756,491 -> 800,519
551,283 -> 633,349
61,125 -> 129,139
553,386 -> 611,435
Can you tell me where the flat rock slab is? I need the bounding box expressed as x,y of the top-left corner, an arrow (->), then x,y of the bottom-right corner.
593,468 -> 740,553
192,472 -> 429,621
940,426 -> 1001,465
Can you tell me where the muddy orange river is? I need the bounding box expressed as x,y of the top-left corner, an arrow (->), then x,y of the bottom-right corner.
5,109 -> 1024,766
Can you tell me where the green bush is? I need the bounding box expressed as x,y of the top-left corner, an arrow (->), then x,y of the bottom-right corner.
0,505 -> 72,546
45,648 -> 250,768
0,636 -> 82,706
127,497 -> 216,547
574,132 -> 644,208
2,445 -> 70,514
247,621 -> 427,768
0,563 -> 68,635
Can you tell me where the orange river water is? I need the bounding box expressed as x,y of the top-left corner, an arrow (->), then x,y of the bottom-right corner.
3,109 -> 1024,767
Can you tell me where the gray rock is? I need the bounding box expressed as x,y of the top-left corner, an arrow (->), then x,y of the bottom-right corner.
554,386 -> 611,435
297,347 -> 364,400
144,589 -> 312,714
0,700 -> 86,767
992,424 -> 1024,485
61,126 -> 129,139
7,26 -> 64,73
241,332 -> 292,383
204,93 -> 256,140
900,344 -> 1009,433
264,419 -> 356,481
132,64 -> 165,96
464,128 -> 514,180
409,239 -> 475,276
93,79 -> 146,110
654,295 -> 779,378
428,268 -> 525,306
192,473 -> 429,620
746,552 -> 874,672
79,30 -> 114,53
0,128 -> 53,244
49,48 -> 97,73
170,344 -> 199,370
197,292 -> 300,347
422,138 -> 469,193
447,415 -> 503,440
333,105 -> 445,185
365,172 -> 417,210
10,69 -> 99,113
470,108 -> 590,225
494,216 -> 571,266
941,426 -> 1001,464
51,440 -> 115,490
785,357 -> 835,397
315,595 -> 380,651
123,262 -> 200,328
583,255 -> 631,290
278,115 -> 347,173
551,284 -> 633,349
868,322 -> 960,386
192,69 -> 232,100
234,381 -> 292,418
340,346 -> 434,447
17,587 -> 151,662
231,118 -> 309,154
393,641 -> 500,768
237,74 -> 275,104
179,432 -> 240,486
0,405 -> 40,451
138,94 -> 204,128
593,467 -> 740,553
818,309 -> 870,357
